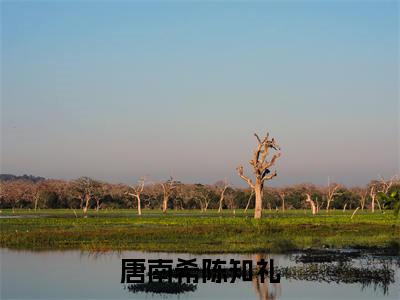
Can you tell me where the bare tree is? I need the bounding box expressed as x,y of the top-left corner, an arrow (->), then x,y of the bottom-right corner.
194,184 -> 214,212
352,187 -> 368,211
278,191 -> 286,212
379,175 -> 397,194
305,193 -> 317,215
160,176 -> 176,213
244,190 -> 255,213
369,181 -> 383,213
325,178 -> 340,212
70,177 -> 101,217
94,183 -> 109,212
217,179 -> 229,213
351,207 -> 360,219
368,176 -> 397,213
369,185 -> 377,213
237,132 -> 281,219
315,197 -> 321,214
127,177 -> 145,216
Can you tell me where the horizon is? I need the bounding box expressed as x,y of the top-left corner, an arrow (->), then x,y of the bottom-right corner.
1,1 -> 399,187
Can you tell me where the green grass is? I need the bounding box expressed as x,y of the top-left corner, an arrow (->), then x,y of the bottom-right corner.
0,209 -> 399,253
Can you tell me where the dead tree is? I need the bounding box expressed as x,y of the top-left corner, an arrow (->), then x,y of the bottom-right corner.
325,179 -> 340,212
368,176 -> 397,213
305,193 -> 317,215
244,190 -> 255,213
71,177 -> 101,218
353,187 -> 368,211
351,207 -> 360,219
315,197 -> 321,214
161,177 -> 176,213
278,191 -> 286,212
379,175 -> 397,194
194,184 -> 213,212
237,132 -> 281,219
217,179 -> 229,213
127,177 -> 145,216
370,185 -> 377,213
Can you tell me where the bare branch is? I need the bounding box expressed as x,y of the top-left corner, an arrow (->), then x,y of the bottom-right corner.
262,170 -> 277,182
236,166 -> 255,188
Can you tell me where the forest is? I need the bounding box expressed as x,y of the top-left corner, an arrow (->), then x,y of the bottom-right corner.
1,173 -> 399,215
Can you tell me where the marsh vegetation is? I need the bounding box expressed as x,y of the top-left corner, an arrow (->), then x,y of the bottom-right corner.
1,209 -> 398,253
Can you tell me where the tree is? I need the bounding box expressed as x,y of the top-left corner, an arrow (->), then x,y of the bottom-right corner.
244,190 -> 255,213
278,191 -> 286,212
305,193 -> 317,215
237,132 -> 281,219
127,177 -> 145,215
216,179 -> 229,213
351,187 -> 368,211
160,177 -> 176,213
70,177 -> 102,217
325,178 -> 340,212
380,191 -> 400,218
377,175 -> 400,217
194,184 -> 214,212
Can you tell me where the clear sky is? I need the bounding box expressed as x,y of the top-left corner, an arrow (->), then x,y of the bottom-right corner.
1,1 -> 399,187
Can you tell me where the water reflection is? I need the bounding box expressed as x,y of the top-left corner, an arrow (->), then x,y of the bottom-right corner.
1,249 -> 399,299
119,252 -> 397,299
124,282 -> 197,294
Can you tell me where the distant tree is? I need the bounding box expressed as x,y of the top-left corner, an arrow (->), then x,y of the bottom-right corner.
378,175 -> 400,217
380,191 -> 400,217
351,186 -> 368,211
0,180 -> 36,210
160,177 -> 177,213
127,177 -> 145,215
324,179 -> 340,212
194,184 -> 214,212
305,193 -> 317,215
278,191 -> 286,212
70,177 -> 102,217
215,179 -> 229,213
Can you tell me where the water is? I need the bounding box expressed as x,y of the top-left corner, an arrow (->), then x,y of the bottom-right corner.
1,249 -> 399,299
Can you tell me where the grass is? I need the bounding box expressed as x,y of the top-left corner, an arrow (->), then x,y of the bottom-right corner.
0,209 -> 399,253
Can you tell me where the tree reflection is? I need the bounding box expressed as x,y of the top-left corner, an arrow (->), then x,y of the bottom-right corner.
119,252 -> 396,298
124,282 -> 197,294
251,253 -> 282,300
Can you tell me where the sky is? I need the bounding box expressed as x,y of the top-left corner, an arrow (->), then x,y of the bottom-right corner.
1,0 -> 399,187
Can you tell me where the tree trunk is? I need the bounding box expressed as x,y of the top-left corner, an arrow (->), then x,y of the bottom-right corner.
376,198 -> 382,211
254,181 -> 263,219
326,200 -> 331,211
371,195 -> 375,213
137,196 -> 142,216
162,196 -> 168,213
244,191 -> 254,213
351,207 -> 360,219
306,194 -> 316,215
83,194 -> 90,217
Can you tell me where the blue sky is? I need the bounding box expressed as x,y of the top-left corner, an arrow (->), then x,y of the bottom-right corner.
1,1 -> 398,186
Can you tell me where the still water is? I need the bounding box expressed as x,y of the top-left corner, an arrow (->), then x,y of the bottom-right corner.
1,249 -> 399,300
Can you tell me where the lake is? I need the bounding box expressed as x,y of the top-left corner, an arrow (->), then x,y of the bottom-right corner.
1,249 -> 399,299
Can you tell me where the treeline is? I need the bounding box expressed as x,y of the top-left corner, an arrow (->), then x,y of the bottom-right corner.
0,175 -> 399,212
